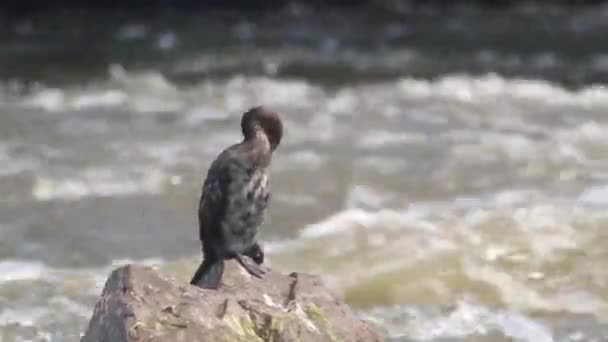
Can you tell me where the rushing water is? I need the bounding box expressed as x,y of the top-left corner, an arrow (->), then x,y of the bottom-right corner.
2,5 -> 608,342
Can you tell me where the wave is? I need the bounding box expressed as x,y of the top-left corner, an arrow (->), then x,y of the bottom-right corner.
32,167 -> 168,201
269,198 -> 608,320
361,301 -> 555,341
3,68 -> 606,114
0,69 -> 607,203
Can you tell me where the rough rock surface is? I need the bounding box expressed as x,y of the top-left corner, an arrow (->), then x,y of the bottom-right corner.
81,262 -> 383,342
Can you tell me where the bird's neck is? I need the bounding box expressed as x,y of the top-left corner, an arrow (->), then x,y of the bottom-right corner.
243,129 -> 272,166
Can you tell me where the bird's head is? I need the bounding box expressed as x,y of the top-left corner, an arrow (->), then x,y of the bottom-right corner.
241,106 -> 283,151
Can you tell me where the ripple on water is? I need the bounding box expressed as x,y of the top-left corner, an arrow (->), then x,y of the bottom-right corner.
362,301 -> 608,341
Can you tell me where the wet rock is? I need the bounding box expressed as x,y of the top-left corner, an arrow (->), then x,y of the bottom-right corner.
81,262 -> 383,342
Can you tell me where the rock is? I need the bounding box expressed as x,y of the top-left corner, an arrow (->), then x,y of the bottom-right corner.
81,262 -> 384,342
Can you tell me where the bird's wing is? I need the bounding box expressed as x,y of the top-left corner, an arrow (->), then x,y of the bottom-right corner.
198,159 -> 231,244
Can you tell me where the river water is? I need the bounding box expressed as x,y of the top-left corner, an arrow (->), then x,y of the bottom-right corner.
1,5 -> 608,342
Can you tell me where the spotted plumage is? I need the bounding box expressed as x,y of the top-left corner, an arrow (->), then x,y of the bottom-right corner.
190,106 -> 283,290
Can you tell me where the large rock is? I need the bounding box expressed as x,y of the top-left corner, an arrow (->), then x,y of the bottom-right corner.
81,262 -> 383,342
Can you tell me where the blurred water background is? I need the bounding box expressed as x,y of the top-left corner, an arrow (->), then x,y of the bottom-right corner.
1,3 -> 608,341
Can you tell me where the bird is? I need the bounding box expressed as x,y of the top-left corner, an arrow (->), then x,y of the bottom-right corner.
190,106 -> 283,289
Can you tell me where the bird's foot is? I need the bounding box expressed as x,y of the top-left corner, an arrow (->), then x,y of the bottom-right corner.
235,254 -> 267,279
243,243 -> 264,265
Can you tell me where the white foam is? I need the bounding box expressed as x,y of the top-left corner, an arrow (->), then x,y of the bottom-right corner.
108,65 -> 177,94
19,66 -> 184,113
0,142 -> 39,176
578,184 -> 608,206
110,257 -> 165,268
278,150 -> 324,171
360,302 -> 548,340
298,209 -> 379,239
0,257 -> 170,307
344,185 -> 388,210
396,302 -> 553,342
299,207 -> 438,240
70,90 -> 127,109
0,260 -> 45,283
182,106 -> 232,126
277,197 -> 608,320
32,168 -> 166,201
11,72 -> 608,121
47,297 -> 93,318
358,130 -> 427,148
23,88 -> 65,112
396,74 -> 608,107
221,76 -> 321,112
0,307 -> 48,326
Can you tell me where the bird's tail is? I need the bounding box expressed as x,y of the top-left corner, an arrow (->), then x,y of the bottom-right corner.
190,258 -> 225,289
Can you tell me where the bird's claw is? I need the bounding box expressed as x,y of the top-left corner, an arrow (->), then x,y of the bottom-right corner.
236,254 -> 267,279
244,243 -> 264,265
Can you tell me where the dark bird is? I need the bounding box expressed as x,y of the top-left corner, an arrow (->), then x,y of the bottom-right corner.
190,106 -> 283,289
